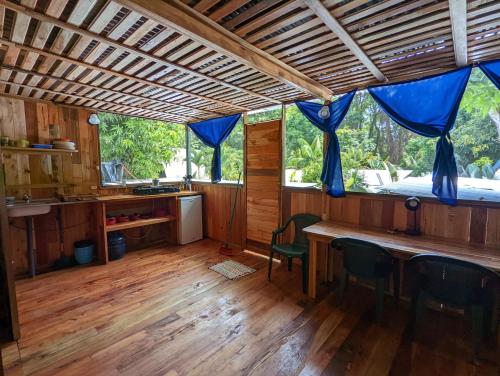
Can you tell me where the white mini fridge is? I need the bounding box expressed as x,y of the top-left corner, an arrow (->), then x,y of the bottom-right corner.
178,195 -> 203,245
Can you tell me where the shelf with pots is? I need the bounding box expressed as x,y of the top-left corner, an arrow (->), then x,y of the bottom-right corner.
104,215 -> 176,232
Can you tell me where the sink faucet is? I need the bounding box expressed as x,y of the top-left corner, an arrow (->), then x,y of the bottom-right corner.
23,193 -> 32,204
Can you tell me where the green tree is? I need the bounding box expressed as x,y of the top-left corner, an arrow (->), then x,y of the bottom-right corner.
189,120 -> 244,181
461,69 -> 500,142
99,113 -> 185,180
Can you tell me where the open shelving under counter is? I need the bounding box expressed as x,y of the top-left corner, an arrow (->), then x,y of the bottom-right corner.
105,215 -> 176,232
96,191 -> 203,264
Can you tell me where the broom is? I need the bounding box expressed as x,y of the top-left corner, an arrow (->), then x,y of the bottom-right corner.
219,172 -> 242,256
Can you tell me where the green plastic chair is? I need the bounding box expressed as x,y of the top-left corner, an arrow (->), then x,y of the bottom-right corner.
269,213 -> 321,293
331,237 -> 400,320
406,254 -> 500,358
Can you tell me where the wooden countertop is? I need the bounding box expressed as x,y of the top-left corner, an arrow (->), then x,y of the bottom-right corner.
303,221 -> 500,271
97,191 -> 202,202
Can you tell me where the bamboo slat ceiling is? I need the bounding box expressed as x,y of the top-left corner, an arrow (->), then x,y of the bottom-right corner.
0,0 -> 498,124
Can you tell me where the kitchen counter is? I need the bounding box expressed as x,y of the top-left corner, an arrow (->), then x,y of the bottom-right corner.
7,191 -> 201,207
96,191 -> 201,202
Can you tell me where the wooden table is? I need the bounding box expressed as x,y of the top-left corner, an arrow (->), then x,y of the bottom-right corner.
303,221 -> 500,299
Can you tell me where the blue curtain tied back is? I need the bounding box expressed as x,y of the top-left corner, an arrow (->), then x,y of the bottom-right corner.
368,66 -> 472,205
188,114 -> 241,183
295,90 -> 356,197
479,59 -> 500,89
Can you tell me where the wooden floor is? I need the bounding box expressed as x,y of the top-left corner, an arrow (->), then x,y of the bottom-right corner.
2,239 -> 499,375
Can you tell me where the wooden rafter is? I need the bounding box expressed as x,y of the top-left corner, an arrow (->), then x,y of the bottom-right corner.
115,0 -> 333,100
304,0 -> 387,82
0,89 -> 188,123
0,64 -> 210,121
0,0 -> 274,111
0,0 -> 497,121
0,60 -> 223,118
0,38 -> 248,113
0,75 -> 192,123
449,0 -> 468,67
0,0 -> 279,106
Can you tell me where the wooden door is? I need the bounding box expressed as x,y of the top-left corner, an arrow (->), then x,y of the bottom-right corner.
245,120 -> 282,251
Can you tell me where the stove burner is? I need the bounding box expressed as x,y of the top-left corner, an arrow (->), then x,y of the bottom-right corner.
133,186 -> 180,195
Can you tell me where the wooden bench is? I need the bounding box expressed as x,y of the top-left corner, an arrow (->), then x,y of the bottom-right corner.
303,221 -> 500,299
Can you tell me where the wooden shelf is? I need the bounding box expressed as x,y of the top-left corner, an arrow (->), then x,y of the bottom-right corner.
105,215 -> 176,232
0,146 -> 78,155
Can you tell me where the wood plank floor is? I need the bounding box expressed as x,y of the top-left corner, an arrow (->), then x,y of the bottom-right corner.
2,239 -> 499,375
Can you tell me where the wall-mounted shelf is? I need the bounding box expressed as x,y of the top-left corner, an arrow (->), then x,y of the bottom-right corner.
0,147 -> 78,155
105,215 -> 176,232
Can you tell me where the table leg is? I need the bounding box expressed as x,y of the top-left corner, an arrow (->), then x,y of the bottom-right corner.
308,238 -> 318,298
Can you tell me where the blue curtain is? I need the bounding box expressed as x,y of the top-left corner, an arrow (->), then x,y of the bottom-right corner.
295,90 -> 356,197
368,66 -> 472,205
479,59 -> 500,89
188,114 -> 241,183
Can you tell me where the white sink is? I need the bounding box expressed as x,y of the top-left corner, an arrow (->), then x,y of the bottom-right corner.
7,202 -> 52,217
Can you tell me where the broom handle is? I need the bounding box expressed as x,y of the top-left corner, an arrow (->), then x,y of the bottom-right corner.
226,172 -> 241,246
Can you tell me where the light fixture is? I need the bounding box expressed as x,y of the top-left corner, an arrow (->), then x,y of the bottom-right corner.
404,196 -> 421,236
318,100 -> 331,119
318,105 -> 330,119
88,113 -> 100,125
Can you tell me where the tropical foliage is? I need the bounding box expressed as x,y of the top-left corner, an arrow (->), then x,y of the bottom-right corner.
284,68 -> 500,191
99,68 -> 499,193
99,113 -> 184,180
189,120 -> 244,181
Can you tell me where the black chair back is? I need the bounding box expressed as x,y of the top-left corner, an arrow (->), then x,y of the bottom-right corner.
288,214 -> 321,249
406,254 -> 500,308
332,237 -> 395,279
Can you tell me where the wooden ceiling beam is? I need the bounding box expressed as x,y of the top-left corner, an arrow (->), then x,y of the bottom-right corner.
0,90 -> 186,123
304,0 -> 387,82
449,0 -> 468,67
0,38 -> 248,112
0,63 -> 214,120
0,79 -> 188,124
115,0 -> 333,100
0,0 -> 278,106
0,74 -> 193,123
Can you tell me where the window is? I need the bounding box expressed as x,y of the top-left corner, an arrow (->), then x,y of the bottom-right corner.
339,69 -> 500,201
246,105 -> 282,124
285,68 -> 500,202
99,113 -> 186,186
285,103 -> 324,188
189,119 -> 244,183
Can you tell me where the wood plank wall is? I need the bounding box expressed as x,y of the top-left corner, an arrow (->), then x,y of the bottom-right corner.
192,183 -> 245,248
0,98 -> 184,276
245,120 -> 282,250
0,98 -> 100,199
282,188 -> 500,248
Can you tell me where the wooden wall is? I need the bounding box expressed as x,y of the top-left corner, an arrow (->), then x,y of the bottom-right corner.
0,98 -> 100,199
282,188 -> 500,248
245,120 -> 282,249
192,183 -> 245,248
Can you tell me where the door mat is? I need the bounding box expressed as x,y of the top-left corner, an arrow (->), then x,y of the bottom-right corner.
209,260 -> 256,280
